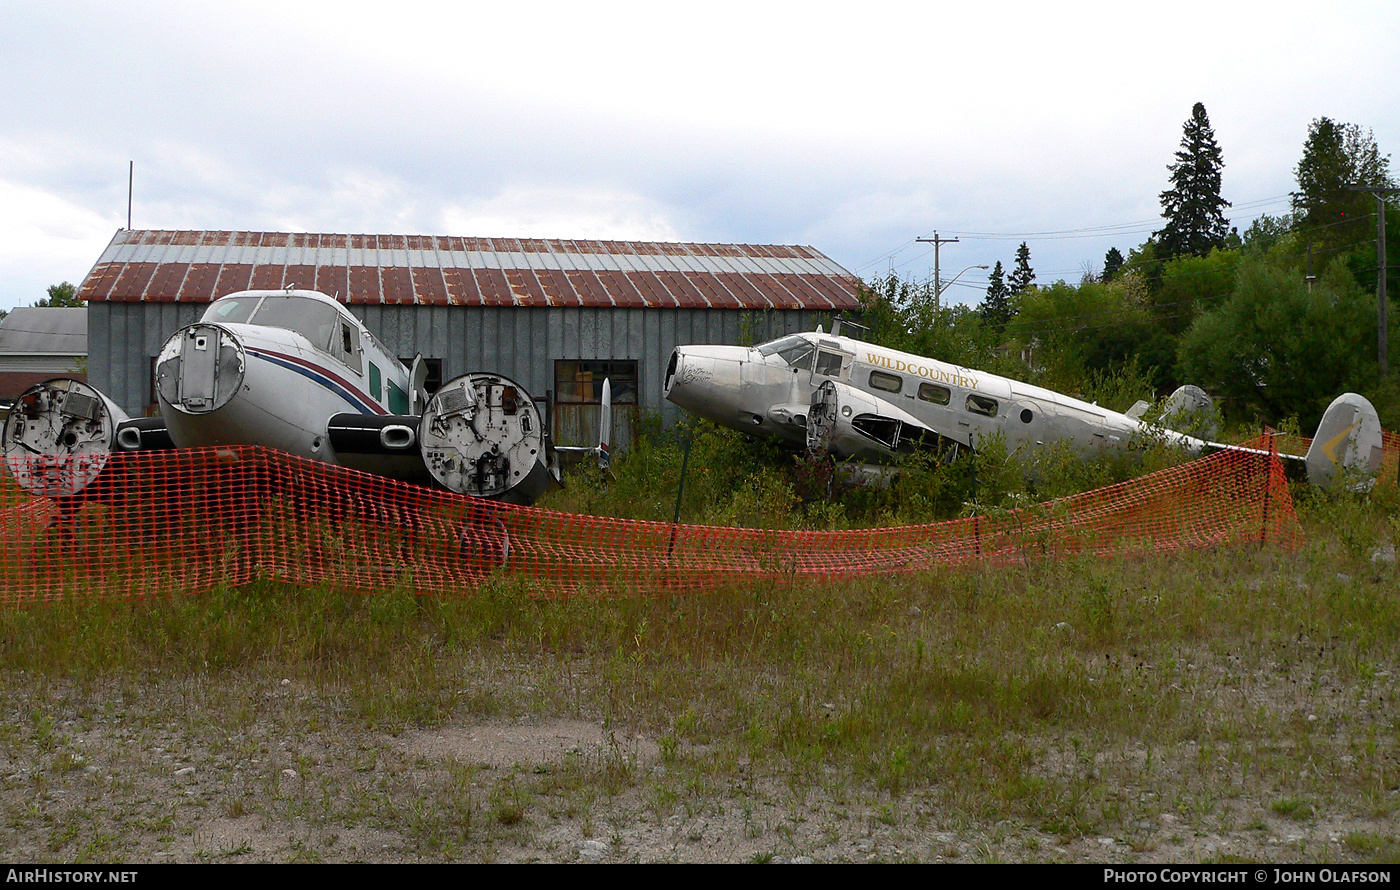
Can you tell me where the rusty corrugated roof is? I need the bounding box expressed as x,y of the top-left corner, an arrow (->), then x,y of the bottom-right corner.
78,230 -> 864,311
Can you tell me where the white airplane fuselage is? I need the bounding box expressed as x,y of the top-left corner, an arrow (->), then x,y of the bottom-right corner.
150,288 -> 561,501
5,288 -> 584,503
155,289 -> 419,478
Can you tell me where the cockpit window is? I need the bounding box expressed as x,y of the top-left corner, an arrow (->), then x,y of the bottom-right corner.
757,335 -> 816,370
776,342 -> 815,369
245,296 -> 341,351
201,296 -> 261,325
756,335 -> 805,356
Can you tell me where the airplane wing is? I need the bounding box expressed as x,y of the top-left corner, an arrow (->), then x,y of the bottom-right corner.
2,372 -> 566,505
327,413 -> 421,455
325,412 -> 433,486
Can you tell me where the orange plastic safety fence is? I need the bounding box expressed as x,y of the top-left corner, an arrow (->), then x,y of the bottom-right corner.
0,444 -> 1300,605
1238,429 -> 1400,487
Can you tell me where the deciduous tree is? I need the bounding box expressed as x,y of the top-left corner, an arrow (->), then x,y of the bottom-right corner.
1176,256 -> 1374,428
35,282 -> 81,308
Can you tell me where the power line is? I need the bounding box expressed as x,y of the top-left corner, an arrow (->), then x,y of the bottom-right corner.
867,203 -> 1381,285
855,193 -> 1299,275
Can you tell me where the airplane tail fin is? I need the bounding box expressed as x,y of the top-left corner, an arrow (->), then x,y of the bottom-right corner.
1161,385 -> 1218,440
1304,392 -> 1384,491
597,377 -> 612,470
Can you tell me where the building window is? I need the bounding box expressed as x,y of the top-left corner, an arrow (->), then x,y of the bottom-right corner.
148,356 -> 159,416
399,357 -> 443,395
554,360 -> 638,450
555,360 -> 638,405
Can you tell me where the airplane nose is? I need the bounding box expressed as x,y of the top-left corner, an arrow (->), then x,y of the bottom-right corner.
155,324 -> 247,414
663,345 -> 753,422
664,349 -> 681,397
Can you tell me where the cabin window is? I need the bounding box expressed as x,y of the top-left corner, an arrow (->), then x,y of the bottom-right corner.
387,380 -> 409,414
918,383 -> 951,405
337,322 -> 362,374
966,394 -> 999,417
869,370 -> 902,393
815,351 -> 845,377
369,363 -> 382,402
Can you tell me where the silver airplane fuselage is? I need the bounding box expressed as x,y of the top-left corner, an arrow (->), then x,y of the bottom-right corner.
665,331 -> 1194,460
663,330 -> 1384,490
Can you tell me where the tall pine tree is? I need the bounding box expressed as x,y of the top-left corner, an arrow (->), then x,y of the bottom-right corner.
979,260 -> 1012,333
1008,242 -> 1035,295
1156,102 -> 1231,259
1102,247 -> 1124,283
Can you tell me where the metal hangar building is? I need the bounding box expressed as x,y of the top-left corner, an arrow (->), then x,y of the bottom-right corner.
77,229 -> 864,448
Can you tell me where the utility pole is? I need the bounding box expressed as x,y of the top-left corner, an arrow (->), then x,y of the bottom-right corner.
915,232 -> 959,307
1351,186 -> 1399,377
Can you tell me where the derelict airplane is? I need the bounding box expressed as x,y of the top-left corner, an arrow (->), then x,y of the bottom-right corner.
663,323 -> 1384,491
2,288 -> 609,504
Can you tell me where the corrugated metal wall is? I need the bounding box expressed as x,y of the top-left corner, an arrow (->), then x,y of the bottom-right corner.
88,303 -> 831,426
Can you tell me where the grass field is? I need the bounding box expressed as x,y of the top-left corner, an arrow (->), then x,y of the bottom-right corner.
0,465 -> 1396,861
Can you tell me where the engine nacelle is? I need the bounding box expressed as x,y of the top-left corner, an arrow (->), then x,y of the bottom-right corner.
1,379 -> 130,498
418,372 -> 560,503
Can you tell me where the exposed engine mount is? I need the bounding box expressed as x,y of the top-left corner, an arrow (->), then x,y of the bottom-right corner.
418,372 -> 560,503
2,379 -> 130,498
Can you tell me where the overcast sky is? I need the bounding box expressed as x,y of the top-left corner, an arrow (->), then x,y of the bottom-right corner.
2,1 -> 1397,312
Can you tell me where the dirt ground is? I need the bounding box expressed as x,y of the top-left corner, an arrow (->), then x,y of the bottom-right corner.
1,672 -> 1395,864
